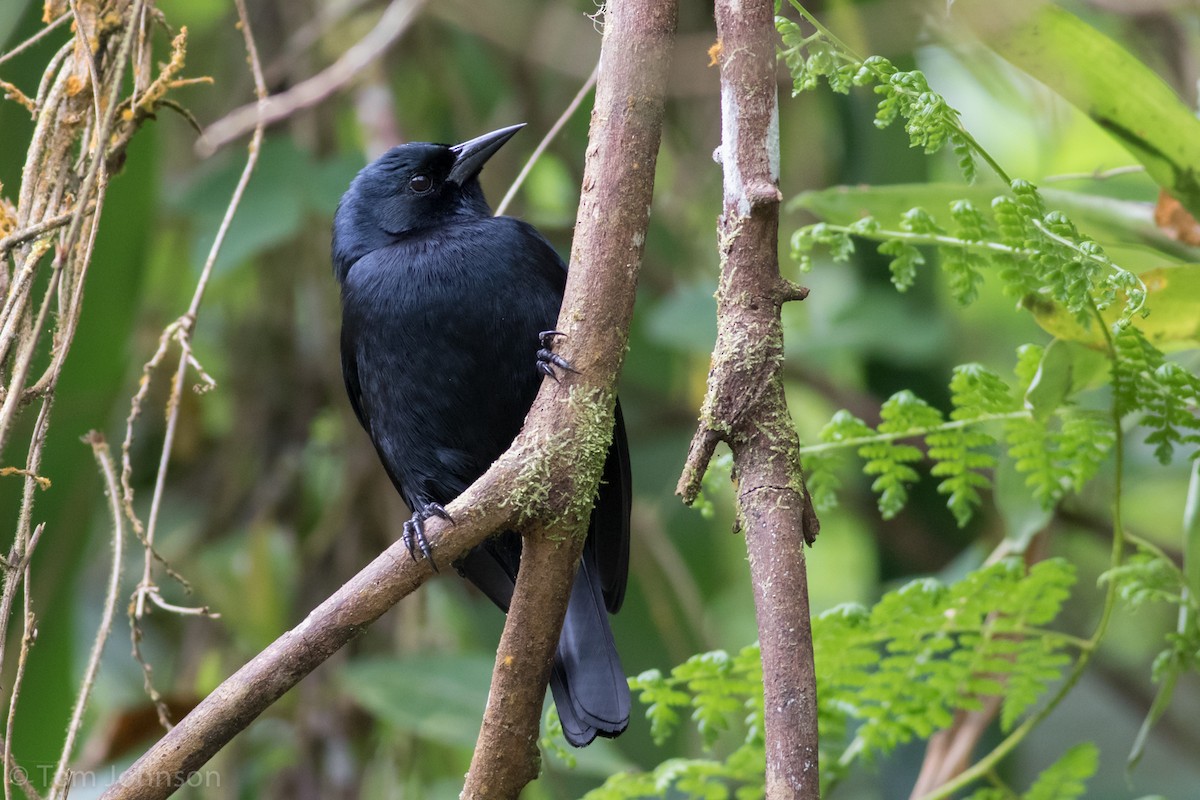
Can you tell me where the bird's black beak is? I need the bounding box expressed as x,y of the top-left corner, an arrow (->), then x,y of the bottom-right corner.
447,124 -> 525,185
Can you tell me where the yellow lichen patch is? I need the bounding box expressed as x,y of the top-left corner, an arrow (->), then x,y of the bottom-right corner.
128,27 -> 204,121
0,467 -> 52,490
66,73 -> 88,97
0,79 -> 36,115
708,39 -> 723,66
42,0 -> 68,24
0,192 -> 16,240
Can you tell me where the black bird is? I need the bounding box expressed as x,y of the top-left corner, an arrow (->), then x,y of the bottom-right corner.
332,124 -> 631,747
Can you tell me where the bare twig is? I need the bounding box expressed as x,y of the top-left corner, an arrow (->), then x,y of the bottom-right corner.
494,61 -> 600,217
0,208 -> 78,255
0,7 -> 195,797
50,435 -> 126,800
0,10 -> 72,67
677,1 -> 821,797
195,0 -> 427,156
3,525 -> 43,800
123,0 -> 267,725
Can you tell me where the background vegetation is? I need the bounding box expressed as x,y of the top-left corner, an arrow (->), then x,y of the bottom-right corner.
1,0 -> 1198,797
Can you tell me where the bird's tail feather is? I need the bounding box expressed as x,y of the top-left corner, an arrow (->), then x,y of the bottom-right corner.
549,555 -> 630,747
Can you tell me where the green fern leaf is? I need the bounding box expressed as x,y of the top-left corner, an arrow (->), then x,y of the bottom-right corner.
1024,742 -> 1098,800
878,238 -> 924,291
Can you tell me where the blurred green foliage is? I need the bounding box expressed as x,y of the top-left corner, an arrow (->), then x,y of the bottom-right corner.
3,0 -> 1200,798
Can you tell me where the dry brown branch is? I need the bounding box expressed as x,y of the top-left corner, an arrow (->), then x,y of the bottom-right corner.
100,478 -> 513,799
0,208 -> 78,255
195,0 -> 427,156
0,10 -> 189,794
676,1 -> 820,797
119,0 -> 265,729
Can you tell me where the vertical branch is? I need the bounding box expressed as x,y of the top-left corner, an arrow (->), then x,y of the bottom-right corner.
50,435 -> 126,799
462,0 -> 677,795
678,1 -> 821,798
461,523 -> 583,798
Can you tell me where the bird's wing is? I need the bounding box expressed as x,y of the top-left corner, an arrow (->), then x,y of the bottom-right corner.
340,322 -> 370,432
592,399 -> 632,614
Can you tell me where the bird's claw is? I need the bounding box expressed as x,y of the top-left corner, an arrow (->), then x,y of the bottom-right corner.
536,330 -> 580,383
403,502 -> 453,570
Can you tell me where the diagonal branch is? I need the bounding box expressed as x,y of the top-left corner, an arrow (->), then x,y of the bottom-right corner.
103,0 -> 675,796
677,1 -> 820,798
195,0 -> 426,156
98,475 -> 516,800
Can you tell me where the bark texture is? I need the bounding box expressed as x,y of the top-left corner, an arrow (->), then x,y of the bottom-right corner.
463,0 -> 677,794
677,1 -> 821,797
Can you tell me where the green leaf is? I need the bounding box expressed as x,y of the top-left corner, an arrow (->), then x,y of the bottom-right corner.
1027,265 -> 1200,350
1025,742 -> 1098,800
994,455 -> 1053,551
878,238 -> 924,291
1023,339 -> 1074,421
339,654 -> 495,749
1133,266 -> 1200,350
958,0 -> 1200,218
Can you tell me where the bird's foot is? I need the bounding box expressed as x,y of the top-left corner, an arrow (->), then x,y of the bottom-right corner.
536,330 -> 580,383
403,502 -> 453,569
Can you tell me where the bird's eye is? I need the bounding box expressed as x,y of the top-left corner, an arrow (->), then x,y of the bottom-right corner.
409,174 -> 433,194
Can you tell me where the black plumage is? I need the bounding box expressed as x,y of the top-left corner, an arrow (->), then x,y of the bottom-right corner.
332,124 -> 631,746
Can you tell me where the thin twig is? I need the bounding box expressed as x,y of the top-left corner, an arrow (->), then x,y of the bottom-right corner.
0,400 -> 52,695
50,435 -> 126,800
0,208 -> 77,254
0,267 -> 63,457
195,0 -> 427,156
263,0 -> 376,84
134,0 -> 268,601
1042,164 -> 1146,183
0,10 -> 73,67
4,524 -> 43,800
125,0 -> 267,726
494,61 -> 600,217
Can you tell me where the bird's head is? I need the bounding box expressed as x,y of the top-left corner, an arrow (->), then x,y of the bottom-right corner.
332,124 -> 524,280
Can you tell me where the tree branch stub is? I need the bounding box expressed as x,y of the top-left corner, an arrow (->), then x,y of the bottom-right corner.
678,1 -> 820,798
